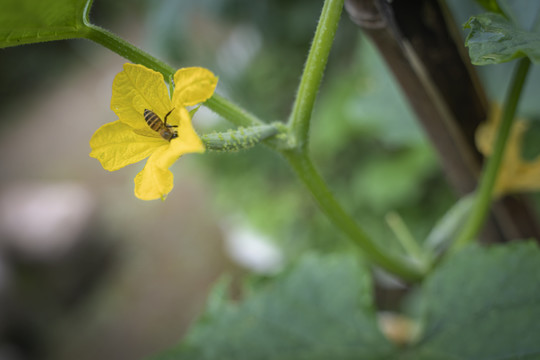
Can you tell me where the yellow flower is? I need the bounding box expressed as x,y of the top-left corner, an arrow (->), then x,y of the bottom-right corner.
90,63 -> 217,200
476,104 -> 540,197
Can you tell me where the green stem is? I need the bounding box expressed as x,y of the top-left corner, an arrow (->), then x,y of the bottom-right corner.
283,0 -> 424,280
452,58 -> 531,250
284,150 -> 423,282
385,212 -> 430,269
288,0 -> 344,149
84,24 -> 175,77
83,25 -> 263,128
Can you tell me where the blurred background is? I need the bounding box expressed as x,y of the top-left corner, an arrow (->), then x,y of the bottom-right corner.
1,0 -> 539,359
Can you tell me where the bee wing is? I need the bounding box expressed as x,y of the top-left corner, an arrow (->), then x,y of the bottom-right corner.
133,128 -> 161,139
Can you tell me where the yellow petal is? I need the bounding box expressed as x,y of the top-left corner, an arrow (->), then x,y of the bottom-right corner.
505,160 -> 540,193
134,151 -> 174,200
89,120 -> 165,171
173,67 -> 218,107
111,63 -> 172,129
174,107 -> 206,155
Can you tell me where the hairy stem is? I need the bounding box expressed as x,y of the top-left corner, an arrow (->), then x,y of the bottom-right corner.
288,0 -> 344,149
85,25 -> 175,77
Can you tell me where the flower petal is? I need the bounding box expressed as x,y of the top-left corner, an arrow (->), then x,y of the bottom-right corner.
173,67 -> 218,107
111,63 -> 172,129
174,107 -> 206,154
89,120 -> 165,171
134,151 -> 174,200
509,159 -> 540,193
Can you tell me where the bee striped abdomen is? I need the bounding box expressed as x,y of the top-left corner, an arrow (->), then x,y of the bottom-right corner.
144,109 -> 163,131
142,109 -> 177,141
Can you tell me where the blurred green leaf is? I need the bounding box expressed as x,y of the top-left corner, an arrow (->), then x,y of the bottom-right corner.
153,243 -> 540,360
406,242 -> 540,359
352,145 -> 437,212
312,36 -> 423,154
521,120 -> 540,161
0,0 -> 92,48
465,13 -> 540,65
521,121 -> 540,161
152,253 -> 396,360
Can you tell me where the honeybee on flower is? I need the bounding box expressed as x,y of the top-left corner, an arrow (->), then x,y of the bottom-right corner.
90,63 -> 218,200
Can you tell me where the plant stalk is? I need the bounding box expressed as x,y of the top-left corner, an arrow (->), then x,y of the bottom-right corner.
452,58 -> 531,250
288,0 -> 344,149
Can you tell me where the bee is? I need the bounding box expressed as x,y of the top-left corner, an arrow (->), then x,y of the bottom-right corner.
143,108 -> 178,141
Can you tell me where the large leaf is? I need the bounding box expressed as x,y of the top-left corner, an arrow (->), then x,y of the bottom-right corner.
465,12 -> 540,65
154,243 -> 540,359
0,0 -> 92,48
152,253 -> 396,360
407,242 -> 540,359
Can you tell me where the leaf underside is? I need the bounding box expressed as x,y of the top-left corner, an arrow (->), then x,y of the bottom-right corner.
465,13 -> 540,65
0,0 -> 91,48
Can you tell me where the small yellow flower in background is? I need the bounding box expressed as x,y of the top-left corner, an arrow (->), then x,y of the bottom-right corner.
476,104 -> 540,197
90,63 -> 217,200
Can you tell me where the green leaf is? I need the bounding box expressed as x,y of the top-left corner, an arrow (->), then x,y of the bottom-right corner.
151,253 -> 396,360
408,242 -> 540,359
351,144 -> 437,212
465,13 -> 540,65
521,120 -> 540,161
0,0 -> 92,48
